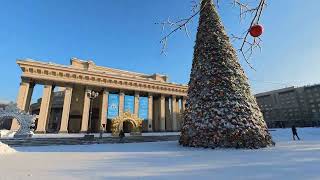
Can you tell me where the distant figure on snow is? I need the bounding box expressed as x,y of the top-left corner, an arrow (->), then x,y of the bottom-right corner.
119,129 -> 125,142
291,125 -> 300,140
99,125 -> 104,139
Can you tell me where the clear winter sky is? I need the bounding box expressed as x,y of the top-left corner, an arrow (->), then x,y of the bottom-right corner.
0,0 -> 319,103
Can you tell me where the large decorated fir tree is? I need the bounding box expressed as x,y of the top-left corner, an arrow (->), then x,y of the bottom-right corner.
179,0 -> 274,149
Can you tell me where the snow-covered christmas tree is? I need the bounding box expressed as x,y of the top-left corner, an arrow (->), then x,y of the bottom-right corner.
179,0 -> 274,149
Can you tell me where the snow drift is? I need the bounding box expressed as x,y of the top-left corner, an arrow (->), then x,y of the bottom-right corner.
0,142 -> 16,154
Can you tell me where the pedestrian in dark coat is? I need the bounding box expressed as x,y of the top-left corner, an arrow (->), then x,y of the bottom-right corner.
292,125 -> 300,140
119,129 -> 125,142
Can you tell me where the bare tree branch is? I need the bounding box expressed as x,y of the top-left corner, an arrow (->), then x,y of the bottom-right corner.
235,0 -> 266,70
157,0 -> 267,69
156,1 -> 208,55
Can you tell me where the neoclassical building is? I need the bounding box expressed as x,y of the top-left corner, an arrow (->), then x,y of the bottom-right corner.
13,58 -> 188,134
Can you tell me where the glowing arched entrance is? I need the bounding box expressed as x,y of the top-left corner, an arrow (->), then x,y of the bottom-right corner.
111,111 -> 143,136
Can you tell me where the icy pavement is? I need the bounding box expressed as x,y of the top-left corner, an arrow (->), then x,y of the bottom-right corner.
0,128 -> 320,180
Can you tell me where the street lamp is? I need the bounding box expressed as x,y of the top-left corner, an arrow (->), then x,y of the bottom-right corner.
86,90 -> 99,135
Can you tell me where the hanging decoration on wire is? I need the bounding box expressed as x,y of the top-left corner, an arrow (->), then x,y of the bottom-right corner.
249,24 -> 264,37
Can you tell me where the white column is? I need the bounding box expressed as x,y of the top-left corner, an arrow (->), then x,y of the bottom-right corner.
165,98 -> 171,131
148,94 -> 153,132
171,95 -> 178,131
134,91 -> 139,115
160,95 -> 165,131
181,97 -> 186,112
12,80 -> 34,130
153,98 -> 159,131
119,90 -> 125,115
99,89 -> 109,131
36,84 -> 53,133
59,87 -> 73,133
16,80 -> 30,110
80,88 -> 91,133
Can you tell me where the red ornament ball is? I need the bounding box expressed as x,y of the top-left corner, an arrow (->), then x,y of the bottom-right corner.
249,24 -> 264,37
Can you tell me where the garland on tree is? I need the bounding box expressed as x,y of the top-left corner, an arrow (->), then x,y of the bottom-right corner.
179,0 -> 274,149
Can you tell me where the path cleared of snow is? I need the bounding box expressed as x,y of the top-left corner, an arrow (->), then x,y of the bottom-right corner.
0,128 -> 320,180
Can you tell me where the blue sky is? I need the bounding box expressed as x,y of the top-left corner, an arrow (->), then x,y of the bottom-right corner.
0,0 -> 320,102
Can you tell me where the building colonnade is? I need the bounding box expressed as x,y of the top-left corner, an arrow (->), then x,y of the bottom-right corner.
13,79 -> 187,133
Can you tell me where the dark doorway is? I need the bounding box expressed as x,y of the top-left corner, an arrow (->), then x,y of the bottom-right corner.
123,120 -> 133,133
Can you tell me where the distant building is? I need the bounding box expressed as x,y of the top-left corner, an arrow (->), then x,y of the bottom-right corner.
255,85 -> 320,128
15,58 -> 187,134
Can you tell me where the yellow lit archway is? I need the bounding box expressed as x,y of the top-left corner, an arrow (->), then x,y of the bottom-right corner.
111,111 -> 143,136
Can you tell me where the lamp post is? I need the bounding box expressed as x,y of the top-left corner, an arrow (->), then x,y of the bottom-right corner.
86,90 -> 99,135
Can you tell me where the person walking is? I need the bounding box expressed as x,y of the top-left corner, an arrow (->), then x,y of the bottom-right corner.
292,125 -> 300,140
119,129 -> 125,143
99,125 -> 104,139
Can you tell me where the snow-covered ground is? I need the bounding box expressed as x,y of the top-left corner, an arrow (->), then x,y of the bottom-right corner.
0,142 -> 16,154
1,128 -> 320,180
0,129 -> 179,138
29,131 -> 180,138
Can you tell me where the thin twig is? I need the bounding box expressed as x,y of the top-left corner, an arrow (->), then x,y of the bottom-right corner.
157,0 -> 267,69
157,1 -> 208,55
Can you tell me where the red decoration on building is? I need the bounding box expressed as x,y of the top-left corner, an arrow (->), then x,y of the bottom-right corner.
249,24 -> 264,37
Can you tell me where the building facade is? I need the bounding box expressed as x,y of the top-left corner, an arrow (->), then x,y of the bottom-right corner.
255,85 -> 320,128
13,58 -> 188,133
